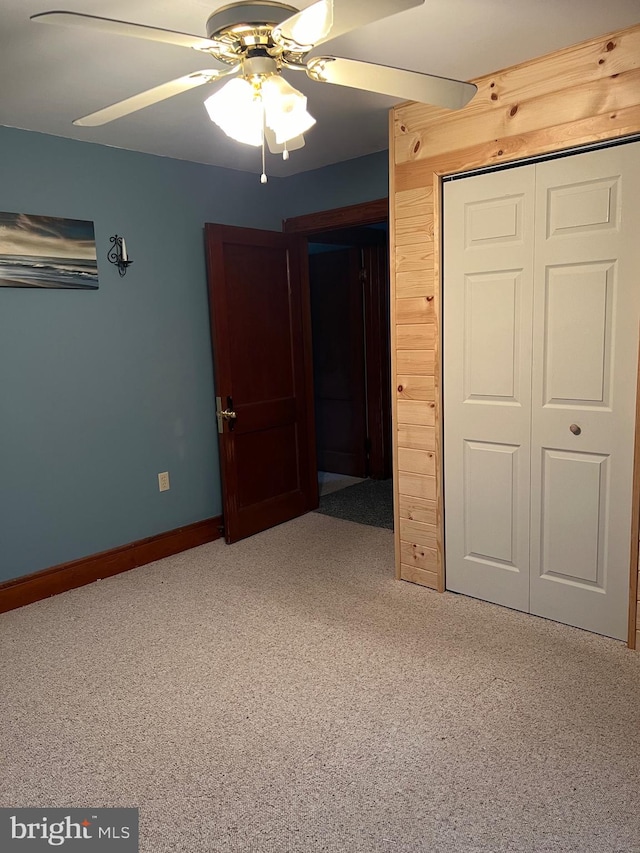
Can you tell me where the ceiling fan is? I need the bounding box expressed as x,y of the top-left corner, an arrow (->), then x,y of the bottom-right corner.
32,0 -> 477,179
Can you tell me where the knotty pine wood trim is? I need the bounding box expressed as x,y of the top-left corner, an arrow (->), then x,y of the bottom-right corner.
0,516 -> 223,614
400,563 -> 438,589
432,169 -> 445,593
390,23 -> 640,645
389,117 -> 402,579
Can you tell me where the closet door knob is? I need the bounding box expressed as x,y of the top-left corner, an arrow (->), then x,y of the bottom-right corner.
569,424 -> 581,436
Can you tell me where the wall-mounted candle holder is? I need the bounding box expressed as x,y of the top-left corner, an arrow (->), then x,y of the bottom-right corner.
107,235 -> 132,277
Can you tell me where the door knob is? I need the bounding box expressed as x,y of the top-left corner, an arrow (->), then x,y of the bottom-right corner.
569,423 -> 581,435
215,396 -> 237,432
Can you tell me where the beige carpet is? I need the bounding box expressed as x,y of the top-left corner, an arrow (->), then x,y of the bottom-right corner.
1,512 -> 639,852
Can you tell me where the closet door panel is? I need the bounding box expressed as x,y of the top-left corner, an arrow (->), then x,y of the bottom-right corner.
443,167 -> 535,611
530,143 -> 640,640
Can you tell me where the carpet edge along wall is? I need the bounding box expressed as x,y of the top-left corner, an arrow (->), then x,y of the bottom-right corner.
0,516 -> 222,614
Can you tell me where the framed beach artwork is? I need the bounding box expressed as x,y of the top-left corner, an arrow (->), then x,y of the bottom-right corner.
0,211 -> 98,289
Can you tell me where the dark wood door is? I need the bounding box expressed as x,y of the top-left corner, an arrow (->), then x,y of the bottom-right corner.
205,224 -> 318,544
309,248 -> 367,477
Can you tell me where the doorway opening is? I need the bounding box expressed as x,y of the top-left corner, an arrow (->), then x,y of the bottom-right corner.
284,199 -> 393,532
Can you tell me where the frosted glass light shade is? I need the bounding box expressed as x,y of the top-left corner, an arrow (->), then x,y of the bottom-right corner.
262,76 -> 316,144
204,74 -> 316,149
204,78 -> 263,147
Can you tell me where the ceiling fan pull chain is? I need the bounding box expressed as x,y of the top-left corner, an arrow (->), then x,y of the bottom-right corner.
260,133 -> 267,184
260,113 -> 268,184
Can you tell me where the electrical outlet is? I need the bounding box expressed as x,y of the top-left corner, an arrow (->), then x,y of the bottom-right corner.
158,471 -> 170,492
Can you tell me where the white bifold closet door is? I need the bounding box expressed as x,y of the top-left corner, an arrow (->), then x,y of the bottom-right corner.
443,142 -> 640,640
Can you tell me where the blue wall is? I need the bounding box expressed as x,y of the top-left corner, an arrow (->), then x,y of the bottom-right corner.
0,128 -> 388,583
278,150 -> 388,220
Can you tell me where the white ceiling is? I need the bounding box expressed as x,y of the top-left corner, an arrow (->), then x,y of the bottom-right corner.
2,1 -> 639,176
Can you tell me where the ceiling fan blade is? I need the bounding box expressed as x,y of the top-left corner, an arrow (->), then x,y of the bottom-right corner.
307,57 -> 477,110
274,0 -> 424,51
73,69 -> 236,127
30,11 -> 223,53
264,128 -> 306,155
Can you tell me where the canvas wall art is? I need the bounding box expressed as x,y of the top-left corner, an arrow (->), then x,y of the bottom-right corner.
0,211 -> 98,289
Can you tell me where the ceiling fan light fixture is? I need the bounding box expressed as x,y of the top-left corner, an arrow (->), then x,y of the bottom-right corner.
204,77 -> 263,146
264,128 -> 306,157
261,75 -> 316,143
33,2 -> 479,170
270,104 -> 316,145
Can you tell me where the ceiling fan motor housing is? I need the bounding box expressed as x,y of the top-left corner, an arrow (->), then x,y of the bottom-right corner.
205,1 -> 301,64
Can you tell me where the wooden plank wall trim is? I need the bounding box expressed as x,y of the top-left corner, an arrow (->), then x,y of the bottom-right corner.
389,113 -> 402,579
0,516 -> 223,614
389,23 -> 640,645
432,171 -> 445,593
